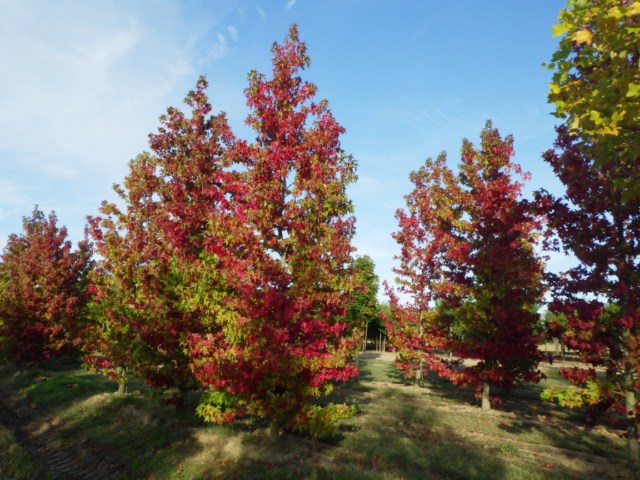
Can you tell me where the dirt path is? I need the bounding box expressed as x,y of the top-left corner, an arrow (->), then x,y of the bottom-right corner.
1,393 -> 135,480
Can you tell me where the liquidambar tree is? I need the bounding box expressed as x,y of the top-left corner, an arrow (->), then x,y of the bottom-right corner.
86,78 -> 241,405
548,0 -> 640,201
538,127 -> 640,461
188,25 -> 359,440
0,207 -> 93,363
388,122 -> 545,410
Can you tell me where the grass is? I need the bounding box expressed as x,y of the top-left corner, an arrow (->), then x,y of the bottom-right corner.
0,357 -> 632,480
0,423 -> 48,480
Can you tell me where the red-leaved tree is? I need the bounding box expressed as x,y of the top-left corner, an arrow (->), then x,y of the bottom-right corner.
387,122 -> 545,410
188,25 -> 359,440
384,153 -> 462,385
537,126 -> 640,461
0,207 -> 93,363
86,78 -> 242,405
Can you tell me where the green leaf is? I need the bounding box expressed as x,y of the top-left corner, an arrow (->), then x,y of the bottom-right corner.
622,180 -> 640,203
626,83 -> 640,97
552,22 -> 572,37
606,6 -> 624,19
589,110 -> 603,125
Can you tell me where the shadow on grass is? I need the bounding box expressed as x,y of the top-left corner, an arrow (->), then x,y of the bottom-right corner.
61,394 -> 205,478
355,355 -> 406,384
7,358 -> 614,479
338,392 -> 510,480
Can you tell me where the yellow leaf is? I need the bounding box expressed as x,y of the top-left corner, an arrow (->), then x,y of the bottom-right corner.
600,125 -> 620,136
573,29 -> 592,45
549,83 -> 561,95
628,2 -> 640,16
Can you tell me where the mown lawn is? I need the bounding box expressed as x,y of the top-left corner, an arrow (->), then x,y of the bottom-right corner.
0,356 -> 633,480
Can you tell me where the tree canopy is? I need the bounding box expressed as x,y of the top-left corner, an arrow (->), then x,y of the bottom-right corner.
0,207 -> 92,363
388,122 -> 545,409
548,0 -> 640,201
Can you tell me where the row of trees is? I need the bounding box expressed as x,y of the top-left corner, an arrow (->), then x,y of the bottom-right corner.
0,0 -> 638,458
385,0 -> 640,461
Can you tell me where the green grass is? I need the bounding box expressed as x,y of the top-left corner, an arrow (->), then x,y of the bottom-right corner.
0,358 -> 632,480
0,423 -> 48,480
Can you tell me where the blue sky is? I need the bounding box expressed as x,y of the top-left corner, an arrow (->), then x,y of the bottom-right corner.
0,0 -> 568,299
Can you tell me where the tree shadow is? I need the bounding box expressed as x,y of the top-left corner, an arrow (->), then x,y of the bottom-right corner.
61,395 -> 205,478
334,390 -> 509,479
9,358 -> 618,479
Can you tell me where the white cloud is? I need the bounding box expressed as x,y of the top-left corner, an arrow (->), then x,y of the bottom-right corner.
206,33 -> 229,61
227,25 -> 238,42
0,1 -> 242,246
257,5 -> 266,18
286,0 -> 297,9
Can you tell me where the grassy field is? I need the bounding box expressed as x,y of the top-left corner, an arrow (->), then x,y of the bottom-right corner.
0,421 -> 47,479
0,355 -> 634,480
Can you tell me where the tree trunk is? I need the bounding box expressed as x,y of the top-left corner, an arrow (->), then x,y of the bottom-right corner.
269,418 -> 280,442
415,360 -> 423,387
116,366 -> 127,396
116,379 -> 127,396
625,388 -> 639,462
481,382 -> 491,411
175,388 -> 188,412
363,321 -> 369,352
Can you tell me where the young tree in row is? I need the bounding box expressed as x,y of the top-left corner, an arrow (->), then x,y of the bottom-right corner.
86,78 -> 241,405
538,127 -> 640,461
548,0 -> 640,201
0,207 -> 93,363
384,154 -> 462,385
188,25 -> 360,440
388,122 -> 545,410
346,255 -> 380,350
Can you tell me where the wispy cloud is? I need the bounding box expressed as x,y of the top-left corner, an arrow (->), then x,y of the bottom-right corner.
257,5 -> 266,18
0,1 -> 241,244
207,33 -> 228,60
227,24 -> 238,42
286,0 -> 297,9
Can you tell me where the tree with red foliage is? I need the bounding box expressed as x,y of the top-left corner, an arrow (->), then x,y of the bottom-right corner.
384,153 -> 462,386
387,122 -> 545,410
0,207 -> 92,363
188,25 -> 359,439
86,78 -> 242,405
537,126 -> 640,461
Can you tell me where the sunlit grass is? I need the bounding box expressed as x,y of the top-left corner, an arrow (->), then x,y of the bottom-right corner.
0,356 -> 631,480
